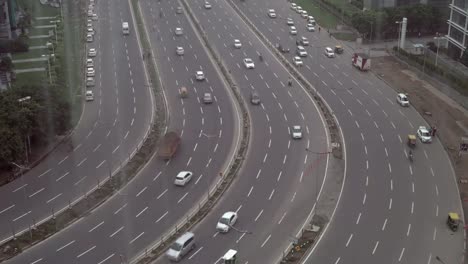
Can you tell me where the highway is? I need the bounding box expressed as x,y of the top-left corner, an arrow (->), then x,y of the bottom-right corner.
151,0 -> 329,263
0,0 -> 153,242
233,0 -> 464,263
4,0 -> 240,263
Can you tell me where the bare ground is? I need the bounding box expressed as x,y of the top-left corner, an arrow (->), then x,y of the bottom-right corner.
372,56 -> 468,226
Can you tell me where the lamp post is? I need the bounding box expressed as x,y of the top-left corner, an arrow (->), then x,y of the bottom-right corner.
41,54 -> 52,84
434,32 -> 444,67
18,96 -> 32,164
49,20 -> 60,44
396,21 -> 402,52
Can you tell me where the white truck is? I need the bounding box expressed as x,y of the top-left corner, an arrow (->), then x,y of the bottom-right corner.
352,53 -> 371,71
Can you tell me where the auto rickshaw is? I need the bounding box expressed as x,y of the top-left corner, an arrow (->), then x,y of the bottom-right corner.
180,87 -> 188,98
447,212 -> 460,231
407,134 -> 417,148
334,45 -> 344,54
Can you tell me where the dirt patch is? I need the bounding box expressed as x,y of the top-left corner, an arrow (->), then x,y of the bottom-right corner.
372,56 -> 468,220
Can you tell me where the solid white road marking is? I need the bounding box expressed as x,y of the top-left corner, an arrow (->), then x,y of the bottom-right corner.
356,212 -> 361,224
261,234 -> 271,248
382,218 -> 388,230
97,253 -> 115,264
155,211 -> 169,223
372,241 -> 379,255
129,232 -> 144,244
398,247 -> 405,262
56,240 -> 75,252
88,221 -> 104,232
255,209 -> 263,221
77,245 -> 96,258
345,233 -> 353,247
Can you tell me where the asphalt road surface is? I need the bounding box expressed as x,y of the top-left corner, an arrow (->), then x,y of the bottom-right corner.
234,1 -> 464,263
0,0 -> 154,243
4,0 -> 240,263
152,0 -> 329,263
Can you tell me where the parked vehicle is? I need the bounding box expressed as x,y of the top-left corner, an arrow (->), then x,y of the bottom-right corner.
352,53 -> 371,71
158,132 -> 181,160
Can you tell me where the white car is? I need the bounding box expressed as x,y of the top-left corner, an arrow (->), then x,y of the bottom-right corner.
92,13 -> 98,20
86,34 -> 93,42
296,45 -> 307,57
85,90 -> 94,101
243,58 -> 255,69
204,1 -> 212,9
289,26 -> 297,35
174,171 -> 193,186
307,23 -> 315,32
216,211 -> 238,233
196,71 -> 205,81
88,48 -> 97,57
293,56 -> 303,66
176,6 -> 183,14
417,126 -> 432,143
175,27 -> 183,35
397,93 -> 409,106
324,47 -> 335,58
308,16 -> 315,21
292,126 -> 302,139
296,36 -> 309,46
286,18 -> 294,26
290,3 -> 297,10
176,46 -> 184,55
296,6 -> 303,14
301,10 -> 308,18
234,39 -> 242,48
87,27 -> 95,35
86,58 -> 94,67
86,67 -> 95,77
268,9 -> 276,18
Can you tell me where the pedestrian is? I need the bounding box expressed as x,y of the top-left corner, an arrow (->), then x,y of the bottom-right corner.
428,126 -> 433,136
432,126 -> 437,137
418,32 -> 421,38
318,26 -> 321,32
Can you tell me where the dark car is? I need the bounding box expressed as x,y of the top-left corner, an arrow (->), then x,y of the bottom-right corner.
275,43 -> 290,53
250,91 -> 260,105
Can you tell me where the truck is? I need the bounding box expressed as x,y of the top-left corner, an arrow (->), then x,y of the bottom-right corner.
352,53 -> 371,71
158,132 -> 180,160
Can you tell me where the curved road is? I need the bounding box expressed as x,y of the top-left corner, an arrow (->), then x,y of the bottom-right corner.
0,0 -> 153,243
234,1 -> 464,263
5,0 -> 239,263
152,0 -> 329,263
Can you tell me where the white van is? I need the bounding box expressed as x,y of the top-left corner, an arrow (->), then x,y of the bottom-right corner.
122,22 -> 129,35
166,232 -> 195,261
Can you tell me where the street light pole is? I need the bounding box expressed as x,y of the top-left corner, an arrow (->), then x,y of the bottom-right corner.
396,21 -> 402,52
41,55 -> 52,84
18,96 -> 32,163
434,32 -> 442,67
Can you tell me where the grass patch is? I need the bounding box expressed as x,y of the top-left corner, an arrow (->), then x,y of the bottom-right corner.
27,37 -> 47,46
296,0 -> 338,29
12,72 -> 47,89
333,32 -> 357,41
17,0 -> 60,18
12,49 -> 48,60
14,61 -> 47,70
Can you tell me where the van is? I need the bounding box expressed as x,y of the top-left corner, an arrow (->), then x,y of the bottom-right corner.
122,22 -> 129,35
166,232 -> 195,262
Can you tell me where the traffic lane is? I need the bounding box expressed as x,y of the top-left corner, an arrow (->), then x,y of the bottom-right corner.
164,135 -> 326,264
0,3 -> 154,238
5,121 -> 234,264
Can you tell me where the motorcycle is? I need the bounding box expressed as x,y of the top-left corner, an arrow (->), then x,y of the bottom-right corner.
408,150 -> 413,162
